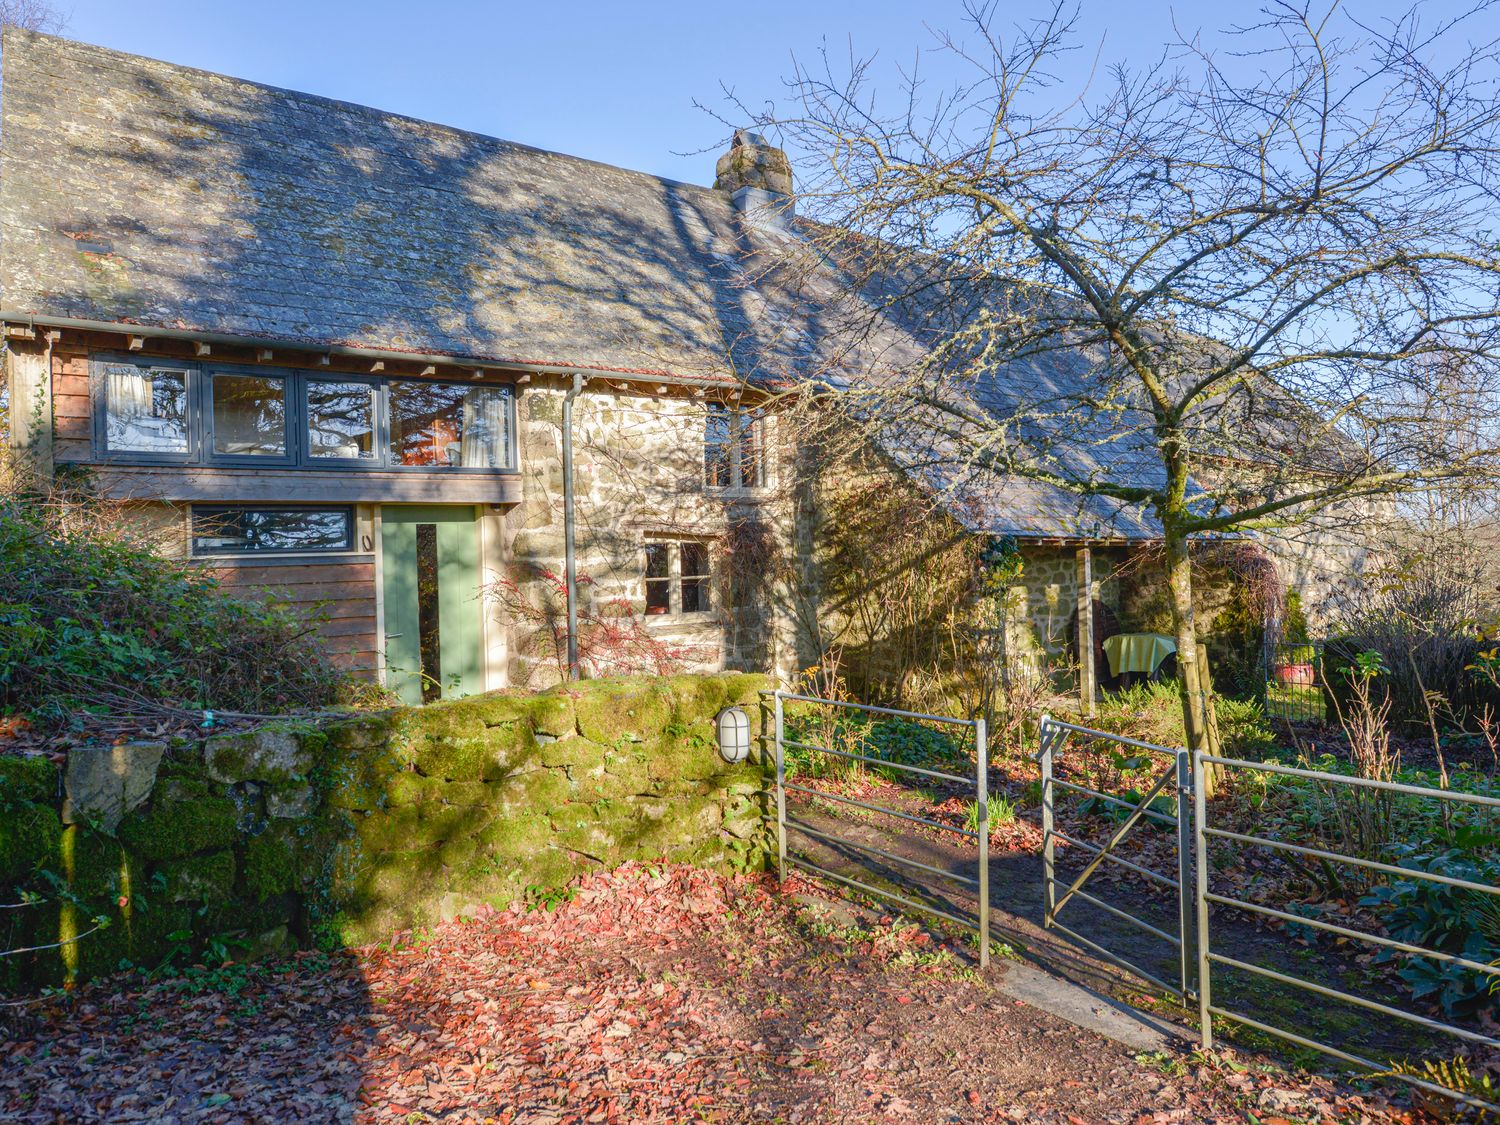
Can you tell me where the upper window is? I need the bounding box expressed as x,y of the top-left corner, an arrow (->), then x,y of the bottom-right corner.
642,539 -> 713,617
102,363 -> 191,456
95,357 -> 516,472
389,382 -> 510,470
209,371 -> 288,459
704,404 -> 766,490
306,379 -> 378,461
191,506 -> 353,555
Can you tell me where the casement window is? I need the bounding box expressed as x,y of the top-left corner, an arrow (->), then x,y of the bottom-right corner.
94,356 -> 517,472
191,505 -> 354,556
643,539 -> 713,616
101,362 -> 192,457
704,404 -> 766,490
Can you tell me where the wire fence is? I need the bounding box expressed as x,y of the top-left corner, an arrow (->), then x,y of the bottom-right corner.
1262,640 -> 1326,725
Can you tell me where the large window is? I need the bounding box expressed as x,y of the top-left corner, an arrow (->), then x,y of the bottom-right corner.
95,357 -> 516,472
643,539 -> 713,617
389,382 -> 510,470
191,506 -> 353,555
102,363 -> 191,456
306,379 -> 378,461
210,371 -> 288,459
704,404 -> 765,489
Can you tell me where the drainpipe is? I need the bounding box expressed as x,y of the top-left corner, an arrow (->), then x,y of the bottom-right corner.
562,373 -> 586,680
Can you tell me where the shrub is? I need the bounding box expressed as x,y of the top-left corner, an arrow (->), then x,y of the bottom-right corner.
0,489 -> 348,725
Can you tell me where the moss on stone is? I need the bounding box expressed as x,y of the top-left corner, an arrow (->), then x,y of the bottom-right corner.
353,806 -> 424,854
69,828 -> 137,898
491,768 -> 572,814
118,794 -> 238,861
323,714 -> 395,752
538,735 -> 607,770
243,828 -> 298,903
475,812 -> 552,859
160,849 -> 236,904
0,755 -> 58,808
383,771 -> 440,807
572,680 -> 676,744
0,802 -> 63,882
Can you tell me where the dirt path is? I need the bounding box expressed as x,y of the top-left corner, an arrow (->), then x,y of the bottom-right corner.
0,864 -> 1418,1125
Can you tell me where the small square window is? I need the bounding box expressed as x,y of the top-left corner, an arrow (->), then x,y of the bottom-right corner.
211,372 -> 288,458
643,539 -> 712,617
103,363 -> 190,455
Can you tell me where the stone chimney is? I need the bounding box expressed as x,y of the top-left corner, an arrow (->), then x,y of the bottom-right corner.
715,129 -> 794,228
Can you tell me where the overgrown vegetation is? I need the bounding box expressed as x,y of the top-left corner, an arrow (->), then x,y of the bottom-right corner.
0,485 -> 348,728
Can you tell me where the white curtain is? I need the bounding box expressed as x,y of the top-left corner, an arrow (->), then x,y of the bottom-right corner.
107,365 -> 151,422
460,388 -> 508,468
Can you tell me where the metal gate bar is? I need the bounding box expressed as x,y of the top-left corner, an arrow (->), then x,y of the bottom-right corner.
1193,750 -> 1500,1115
773,690 -> 991,967
1039,714 -> 1194,998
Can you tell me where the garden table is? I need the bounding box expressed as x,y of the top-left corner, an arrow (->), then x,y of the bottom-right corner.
1103,632 -> 1177,678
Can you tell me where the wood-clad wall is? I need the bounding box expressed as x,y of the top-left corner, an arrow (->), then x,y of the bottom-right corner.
208,558 -> 381,675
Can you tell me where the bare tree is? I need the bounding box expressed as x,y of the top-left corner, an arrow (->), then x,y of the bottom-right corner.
0,0 -> 64,32
741,1 -> 1500,779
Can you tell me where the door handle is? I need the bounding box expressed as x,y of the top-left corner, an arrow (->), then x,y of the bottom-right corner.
385,633 -> 404,640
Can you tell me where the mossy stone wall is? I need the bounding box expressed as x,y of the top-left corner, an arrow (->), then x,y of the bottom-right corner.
0,673 -> 772,989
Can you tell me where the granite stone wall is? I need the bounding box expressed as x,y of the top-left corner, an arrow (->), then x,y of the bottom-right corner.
0,673 -> 772,990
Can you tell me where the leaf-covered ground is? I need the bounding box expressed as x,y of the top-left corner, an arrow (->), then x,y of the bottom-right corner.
1,864 -> 1432,1124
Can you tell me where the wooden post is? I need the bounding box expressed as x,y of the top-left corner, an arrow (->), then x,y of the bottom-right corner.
4,341 -> 54,482
1076,546 -> 1095,717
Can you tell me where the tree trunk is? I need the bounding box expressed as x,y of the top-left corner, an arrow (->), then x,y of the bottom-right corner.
1164,528 -> 1225,795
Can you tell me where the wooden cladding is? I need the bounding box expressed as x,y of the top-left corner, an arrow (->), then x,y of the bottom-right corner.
207,556 -> 380,675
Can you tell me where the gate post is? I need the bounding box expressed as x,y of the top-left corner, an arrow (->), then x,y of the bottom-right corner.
1038,714 -> 1057,928
773,691 -> 787,883
1175,748 -> 1195,999
976,716 -> 990,970
1192,745 -> 1213,1049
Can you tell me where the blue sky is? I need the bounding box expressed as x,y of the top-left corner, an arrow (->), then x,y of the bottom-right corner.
46,0 -> 1281,184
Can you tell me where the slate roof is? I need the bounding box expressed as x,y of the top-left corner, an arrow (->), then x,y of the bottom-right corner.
0,29 -> 1162,540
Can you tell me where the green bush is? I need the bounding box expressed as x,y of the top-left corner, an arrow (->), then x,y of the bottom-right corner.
0,491 -> 347,724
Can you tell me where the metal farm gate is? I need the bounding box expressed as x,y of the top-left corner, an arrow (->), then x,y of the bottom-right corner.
770,690 -> 993,968
1036,713 -> 1500,1117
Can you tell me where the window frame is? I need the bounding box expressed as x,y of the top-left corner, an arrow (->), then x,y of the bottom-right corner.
703,403 -> 768,492
90,355 -> 519,474
202,364 -> 297,468
189,504 -> 357,558
93,357 -> 200,465
641,537 -> 715,620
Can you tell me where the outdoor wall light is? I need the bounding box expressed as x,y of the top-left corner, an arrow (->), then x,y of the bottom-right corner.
716,706 -> 751,764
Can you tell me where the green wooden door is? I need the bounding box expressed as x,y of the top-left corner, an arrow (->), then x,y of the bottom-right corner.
380,506 -> 484,705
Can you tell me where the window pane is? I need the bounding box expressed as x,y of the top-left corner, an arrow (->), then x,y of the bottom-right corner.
104,364 -> 189,454
307,380 -> 377,460
681,541 -> 709,578
212,373 -> 287,457
704,404 -> 732,486
681,577 -> 709,614
644,542 -> 670,614
389,381 -> 509,469
192,507 -> 351,554
645,542 -> 670,579
739,414 -> 764,488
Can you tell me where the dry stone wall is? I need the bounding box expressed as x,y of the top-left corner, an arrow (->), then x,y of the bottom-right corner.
0,673 -> 772,990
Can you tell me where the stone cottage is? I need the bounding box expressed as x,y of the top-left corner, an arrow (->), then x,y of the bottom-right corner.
0,30 -> 1359,707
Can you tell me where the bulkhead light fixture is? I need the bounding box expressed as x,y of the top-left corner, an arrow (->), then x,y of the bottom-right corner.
715,706 -> 751,763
